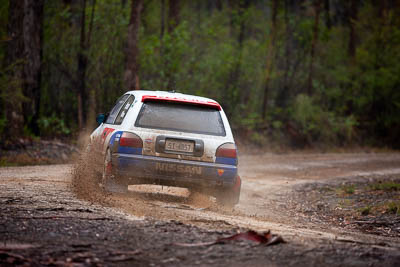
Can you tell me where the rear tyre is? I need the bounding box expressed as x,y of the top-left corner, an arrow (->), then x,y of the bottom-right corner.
216,189 -> 240,208
102,149 -> 128,193
216,179 -> 241,208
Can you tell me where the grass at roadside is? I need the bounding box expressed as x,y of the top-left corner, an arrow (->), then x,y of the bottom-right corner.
337,180 -> 400,216
289,177 -> 400,237
386,201 -> 400,215
340,184 -> 356,195
370,181 -> 400,191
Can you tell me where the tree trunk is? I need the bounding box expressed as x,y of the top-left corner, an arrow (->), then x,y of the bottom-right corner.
86,0 -> 97,130
168,0 -> 180,33
348,0 -> 359,61
160,0 -> 165,62
324,0 -> 331,29
3,0 -> 25,140
261,0 -> 278,119
166,0 -> 180,90
161,0 -> 165,39
23,0 -> 44,136
232,0 -> 250,107
277,0 -> 293,109
306,0 -> 321,96
228,0 -> 234,37
77,0 -> 87,130
87,0 -> 96,49
344,0 -> 359,115
124,0 -> 143,91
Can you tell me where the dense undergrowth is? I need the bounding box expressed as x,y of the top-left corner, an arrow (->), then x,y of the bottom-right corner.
1,1 -> 399,148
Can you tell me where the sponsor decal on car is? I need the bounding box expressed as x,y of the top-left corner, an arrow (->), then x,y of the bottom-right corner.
156,162 -> 202,175
101,128 -> 115,144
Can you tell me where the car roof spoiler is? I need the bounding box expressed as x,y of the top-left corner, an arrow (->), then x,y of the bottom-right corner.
141,95 -> 221,110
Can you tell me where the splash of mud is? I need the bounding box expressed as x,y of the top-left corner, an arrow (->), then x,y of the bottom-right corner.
71,149 -> 110,205
70,131 -> 239,224
71,145 -> 215,218
70,131 -> 111,206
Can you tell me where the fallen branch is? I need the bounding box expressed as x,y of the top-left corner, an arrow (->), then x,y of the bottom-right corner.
174,230 -> 285,247
0,243 -> 38,250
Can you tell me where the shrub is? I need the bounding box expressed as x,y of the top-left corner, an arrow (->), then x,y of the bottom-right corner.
359,206 -> 371,216
386,202 -> 400,215
290,94 -> 357,146
38,114 -> 71,138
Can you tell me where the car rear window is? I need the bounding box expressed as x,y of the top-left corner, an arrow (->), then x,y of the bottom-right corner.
135,101 -> 226,136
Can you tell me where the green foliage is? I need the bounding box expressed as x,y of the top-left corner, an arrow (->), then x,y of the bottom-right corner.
341,184 -> 355,195
359,206 -> 371,216
38,115 -> 71,137
290,94 -> 357,145
0,61 -> 27,139
0,117 -> 6,136
386,202 -> 400,215
0,61 -> 28,106
370,181 -> 400,191
2,0 -> 399,147
0,0 -> 8,62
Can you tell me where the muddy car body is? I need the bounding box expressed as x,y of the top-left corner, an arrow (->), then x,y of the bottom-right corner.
90,91 -> 241,206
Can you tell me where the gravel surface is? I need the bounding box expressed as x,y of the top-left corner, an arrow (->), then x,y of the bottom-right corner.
1,153 -> 400,266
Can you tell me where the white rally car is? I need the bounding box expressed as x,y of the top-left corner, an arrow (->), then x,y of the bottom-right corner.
90,90 -> 241,206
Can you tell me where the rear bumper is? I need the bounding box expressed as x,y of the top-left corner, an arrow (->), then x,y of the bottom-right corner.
113,153 -> 238,189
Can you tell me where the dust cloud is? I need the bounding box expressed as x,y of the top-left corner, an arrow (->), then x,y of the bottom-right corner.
70,132 -> 220,220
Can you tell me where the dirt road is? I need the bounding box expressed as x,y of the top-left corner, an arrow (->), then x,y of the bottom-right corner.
1,153 -> 400,266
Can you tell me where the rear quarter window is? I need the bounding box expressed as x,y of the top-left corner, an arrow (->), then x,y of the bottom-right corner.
106,94 -> 130,124
135,101 -> 226,136
114,95 -> 135,125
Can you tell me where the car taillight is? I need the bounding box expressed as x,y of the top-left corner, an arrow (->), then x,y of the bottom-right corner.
120,132 -> 143,148
216,143 -> 237,165
216,143 -> 237,158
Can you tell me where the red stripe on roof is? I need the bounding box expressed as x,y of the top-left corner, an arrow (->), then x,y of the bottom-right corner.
141,95 -> 221,110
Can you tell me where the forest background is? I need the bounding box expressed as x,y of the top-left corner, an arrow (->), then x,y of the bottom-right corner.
1,0 -> 399,149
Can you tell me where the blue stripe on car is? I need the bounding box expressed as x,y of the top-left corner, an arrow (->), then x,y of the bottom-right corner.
117,146 -> 142,155
215,157 -> 237,165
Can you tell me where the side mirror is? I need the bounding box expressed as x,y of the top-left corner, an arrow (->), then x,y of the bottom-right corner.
96,113 -> 106,125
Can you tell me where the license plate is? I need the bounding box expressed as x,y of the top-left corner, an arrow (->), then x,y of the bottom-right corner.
165,139 -> 194,153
